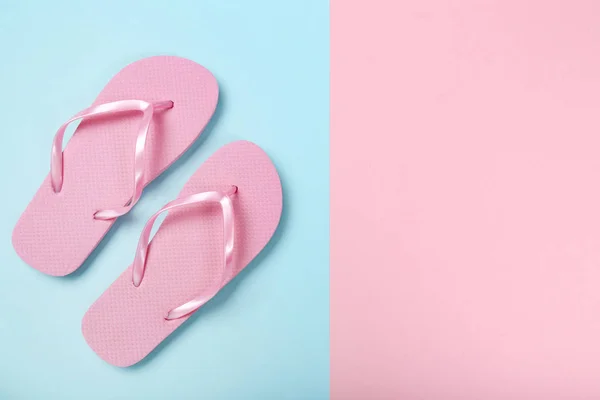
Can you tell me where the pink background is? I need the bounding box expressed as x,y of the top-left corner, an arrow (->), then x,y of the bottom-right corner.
332,1 -> 600,398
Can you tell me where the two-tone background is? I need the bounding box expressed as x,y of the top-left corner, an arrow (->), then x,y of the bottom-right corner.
4,1 -> 600,399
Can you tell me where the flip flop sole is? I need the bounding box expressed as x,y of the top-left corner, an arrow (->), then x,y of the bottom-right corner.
82,141 -> 283,367
12,56 -> 218,276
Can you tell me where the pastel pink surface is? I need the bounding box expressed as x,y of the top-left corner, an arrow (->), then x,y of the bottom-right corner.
332,1 -> 600,399
12,56 -> 218,276
82,141 -> 282,367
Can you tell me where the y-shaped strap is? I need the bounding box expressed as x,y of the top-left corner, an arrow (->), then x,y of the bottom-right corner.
50,99 -> 174,220
131,185 -> 237,320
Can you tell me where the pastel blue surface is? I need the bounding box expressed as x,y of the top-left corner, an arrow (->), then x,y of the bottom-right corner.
0,1 -> 329,399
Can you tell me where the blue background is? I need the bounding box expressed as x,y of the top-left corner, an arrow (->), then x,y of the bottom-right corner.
0,1 -> 329,399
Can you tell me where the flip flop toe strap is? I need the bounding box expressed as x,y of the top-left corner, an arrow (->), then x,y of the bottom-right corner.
50,99 -> 174,219
131,185 -> 238,320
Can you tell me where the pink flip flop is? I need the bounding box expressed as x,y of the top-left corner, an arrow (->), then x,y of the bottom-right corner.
12,56 -> 219,276
81,141 -> 283,367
